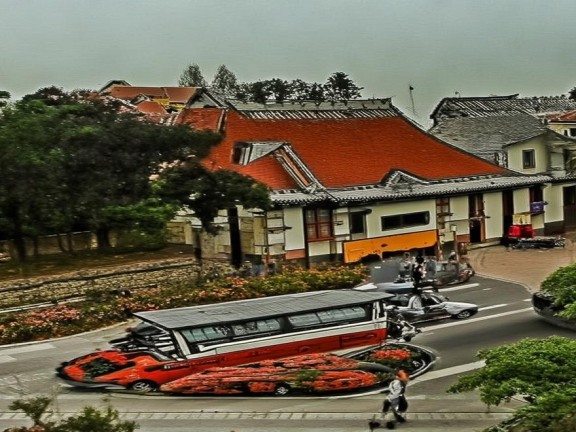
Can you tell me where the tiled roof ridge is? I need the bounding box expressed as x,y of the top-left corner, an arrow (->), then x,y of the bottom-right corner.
431,94 -> 576,124
269,173 -> 552,205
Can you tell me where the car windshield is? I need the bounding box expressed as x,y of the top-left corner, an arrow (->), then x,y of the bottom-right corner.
80,358 -> 136,378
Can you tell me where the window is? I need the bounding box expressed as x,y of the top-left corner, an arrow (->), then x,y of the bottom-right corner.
436,197 -> 450,217
305,208 -> 333,240
522,149 -> 536,169
232,143 -> 250,165
381,211 -> 430,231
232,318 -> 281,337
349,212 -> 366,234
529,186 -> 543,203
570,128 -> 576,137
181,325 -> 232,344
288,306 -> 368,329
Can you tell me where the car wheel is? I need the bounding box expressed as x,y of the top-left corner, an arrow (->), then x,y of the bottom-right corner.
273,383 -> 291,396
452,310 -> 474,319
128,380 -> 158,393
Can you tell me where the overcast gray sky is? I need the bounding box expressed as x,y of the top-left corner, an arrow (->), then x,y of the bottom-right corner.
2,0 -> 575,125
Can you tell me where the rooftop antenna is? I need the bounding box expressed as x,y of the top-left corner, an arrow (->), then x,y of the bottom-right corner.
409,84 -> 417,117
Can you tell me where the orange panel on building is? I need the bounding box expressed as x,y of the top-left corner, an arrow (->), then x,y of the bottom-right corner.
343,230 -> 437,263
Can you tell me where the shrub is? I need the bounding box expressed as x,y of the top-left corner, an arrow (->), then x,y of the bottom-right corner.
540,263 -> 576,319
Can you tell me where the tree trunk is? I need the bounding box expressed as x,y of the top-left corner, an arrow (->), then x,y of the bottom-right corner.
95,227 -> 112,250
66,232 -> 77,256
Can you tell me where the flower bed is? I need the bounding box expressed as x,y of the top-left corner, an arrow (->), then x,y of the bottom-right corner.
159,353 -> 389,396
344,342 -> 435,378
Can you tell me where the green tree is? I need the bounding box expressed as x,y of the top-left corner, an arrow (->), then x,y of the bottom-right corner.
178,63 -> 207,87
0,90 -> 10,108
6,396 -> 137,432
308,82 -> 326,104
0,87 -> 222,258
539,263 -> 576,319
568,87 -> 576,101
448,336 -> 576,432
323,72 -> 363,104
289,79 -> 311,101
265,78 -> 292,103
0,98 -> 64,261
156,162 -> 271,235
211,64 -> 238,97
248,81 -> 272,104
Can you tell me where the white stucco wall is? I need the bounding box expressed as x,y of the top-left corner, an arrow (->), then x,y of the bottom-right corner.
513,188 -> 530,213
507,137 -> 548,174
447,196 -> 469,235
543,184 -> 564,223
366,200 -> 436,236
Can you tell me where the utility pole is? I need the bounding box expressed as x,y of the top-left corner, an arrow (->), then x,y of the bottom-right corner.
409,84 -> 417,117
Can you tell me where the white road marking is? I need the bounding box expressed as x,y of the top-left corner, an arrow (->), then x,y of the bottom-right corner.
441,283 -> 479,292
411,360 -> 486,383
479,303 -> 508,311
422,307 -> 534,331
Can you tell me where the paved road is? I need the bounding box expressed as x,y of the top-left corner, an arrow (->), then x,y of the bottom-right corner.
4,274 -> 569,431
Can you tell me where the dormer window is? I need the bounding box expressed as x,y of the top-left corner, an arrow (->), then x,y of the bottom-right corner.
522,149 -> 536,169
232,142 -> 251,165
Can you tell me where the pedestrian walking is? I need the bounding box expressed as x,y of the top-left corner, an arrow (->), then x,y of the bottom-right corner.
382,369 -> 410,429
412,255 -> 425,287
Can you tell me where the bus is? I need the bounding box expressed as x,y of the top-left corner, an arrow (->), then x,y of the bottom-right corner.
57,289 -> 395,392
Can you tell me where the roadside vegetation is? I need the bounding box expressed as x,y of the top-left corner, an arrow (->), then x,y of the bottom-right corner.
4,396 -> 137,432
449,263 -> 576,431
0,262 -> 368,345
0,87 -> 270,263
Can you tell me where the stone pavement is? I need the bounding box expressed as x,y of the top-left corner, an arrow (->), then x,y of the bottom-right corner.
466,235 -> 576,292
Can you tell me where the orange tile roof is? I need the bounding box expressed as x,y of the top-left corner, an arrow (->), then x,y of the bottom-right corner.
176,108 -> 224,132
136,100 -> 168,115
547,110 -> 576,122
195,109 -> 507,190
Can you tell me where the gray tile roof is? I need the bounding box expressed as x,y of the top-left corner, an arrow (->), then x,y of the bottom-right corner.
270,173 -> 553,206
429,114 -> 548,160
431,94 -> 576,121
225,98 -> 398,120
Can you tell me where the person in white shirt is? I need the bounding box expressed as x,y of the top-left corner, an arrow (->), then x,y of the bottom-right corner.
382,369 -> 409,428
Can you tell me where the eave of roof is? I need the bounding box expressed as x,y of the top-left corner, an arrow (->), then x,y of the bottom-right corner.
269,174 -> 552,206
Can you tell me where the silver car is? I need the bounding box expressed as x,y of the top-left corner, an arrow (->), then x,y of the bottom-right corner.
354,285 -> 478,324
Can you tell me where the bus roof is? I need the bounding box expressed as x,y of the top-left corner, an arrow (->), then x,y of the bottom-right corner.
133,289 -> 393,330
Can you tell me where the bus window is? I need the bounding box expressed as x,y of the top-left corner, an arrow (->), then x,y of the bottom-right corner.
317,306 -> 367,323
181,325 -> 232,345
232,318 -> 282,336
288,312 -> 322,328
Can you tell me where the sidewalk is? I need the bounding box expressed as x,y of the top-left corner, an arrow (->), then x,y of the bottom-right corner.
466,237 -> 576,292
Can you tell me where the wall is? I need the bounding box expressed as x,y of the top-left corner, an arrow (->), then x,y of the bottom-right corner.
507,136 -> 548,173
0,258 -> 234,309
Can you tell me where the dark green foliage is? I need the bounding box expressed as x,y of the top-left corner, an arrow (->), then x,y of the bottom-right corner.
540,263 -> 576,319
178,63 -> 207,87
7,396 -> 137,432
156,163 -> 271,235
323,72 -> 363,103
448,336 -> 576,432
0,87 -> 224,259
